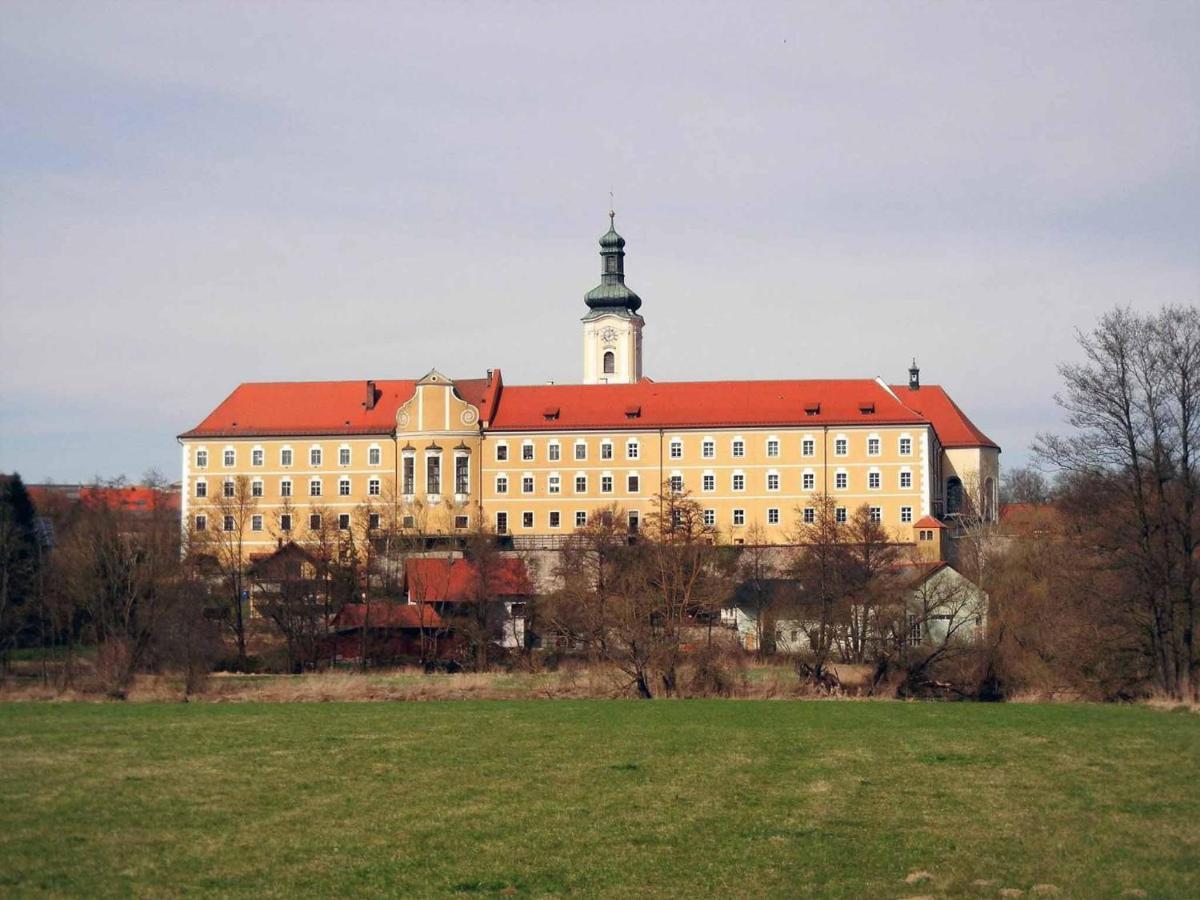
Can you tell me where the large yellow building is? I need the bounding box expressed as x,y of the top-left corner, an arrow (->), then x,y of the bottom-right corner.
179,216 -> 999,551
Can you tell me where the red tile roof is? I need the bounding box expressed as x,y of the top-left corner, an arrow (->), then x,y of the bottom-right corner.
890,385 -> 998,449
28,484 -> 180,513
488,379 -> 927,431
179,378 -> 491,438
912,515 -> 945,529
406,557 -> 533,602
332,602 -> 444,632
179,370 -> 998,453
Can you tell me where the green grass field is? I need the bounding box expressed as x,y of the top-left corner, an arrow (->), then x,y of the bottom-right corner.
0,702 -> 1196,898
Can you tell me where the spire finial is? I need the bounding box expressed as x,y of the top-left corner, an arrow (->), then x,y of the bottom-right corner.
609,189 -> 615,224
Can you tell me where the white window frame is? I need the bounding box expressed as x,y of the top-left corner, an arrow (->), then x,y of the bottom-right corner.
601,472 -> 614,494
280,478 -> 292,497
223,446 -> 236,467
368,444 -> 382,466
495,441 -> 509,462
338,444 -> 351,467
901,506 -> 913,523
868,467 -> 882,490
251,514 -> 264,532
521,510 -> 534,530
194,513 -> 207,532
802,435 -> 816,457
701,437 -> 715,459
766,436 -> 780,458
521,440 -> 535,462
574,440 -> 588,462
195,447 -> 208,468
834,434 -> 848,456
669,438 -> 683,459
702,471 -> 715,493
280,445 -> 293,467
627,472 -> 640,493
732,508 -> 746,527
339,477 -> 351,496
250,446 -> 264,467
867,433 -> 881,457
574,473 -> 588,494
766,469 -> 780,492
899,467 -> 913,490
732,470 -> 746,492
802,468 -> 816,491
521,473 -> 535,494
251,478 -> 264,498
626,439 -> 639,460
899,433 -> 913,456
575,510 -> 587,528
703,508 -> 716,526
495,474 -> 509,494
731,436 -> 745,458
767,508 -> 780,525
309,478 -> 322,497
309,445 -> 323,467
548,473 -> 561,494
600,440 -> 614,460
547,441 -> 561,461
195,478 -> 207,498
368,477 -> 381,496
869,506 -> 882,524
548,511 -> 561,529
835,469 -> 848,490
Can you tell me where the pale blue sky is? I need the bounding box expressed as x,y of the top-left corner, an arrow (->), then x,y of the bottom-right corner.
1,1 -> 1197,482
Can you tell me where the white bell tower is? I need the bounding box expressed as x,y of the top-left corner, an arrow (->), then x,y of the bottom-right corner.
582,211 -> 644,385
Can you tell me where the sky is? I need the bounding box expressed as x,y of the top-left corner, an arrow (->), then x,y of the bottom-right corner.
1,1 -> 1197,484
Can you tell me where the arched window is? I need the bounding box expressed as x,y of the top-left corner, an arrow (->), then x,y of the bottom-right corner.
603,351 -> 615,374
946,477 -> 964,516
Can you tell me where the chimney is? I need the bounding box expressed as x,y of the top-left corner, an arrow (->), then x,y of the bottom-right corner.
365,380 -> 378,410
486,368 -> 494,384
908,359 -> 920,390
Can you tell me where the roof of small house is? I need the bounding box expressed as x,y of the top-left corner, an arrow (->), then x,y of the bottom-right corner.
406,557 -> 533,602
332,602 -> 444,632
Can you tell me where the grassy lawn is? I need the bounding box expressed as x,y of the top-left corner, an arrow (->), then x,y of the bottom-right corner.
0,702 -> 1196,898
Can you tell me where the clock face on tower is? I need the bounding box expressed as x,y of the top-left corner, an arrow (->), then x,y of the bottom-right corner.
600,326 -> 617,343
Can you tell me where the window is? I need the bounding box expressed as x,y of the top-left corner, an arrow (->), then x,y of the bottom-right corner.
669,474 -> 683,493
802,438 -> 815,457
339,477 -> 351,496
196,449 -> 208,468
899,436 -> 912,456
627,474 -> 640,493
669,439 -> 683,459
868,471 -> 881,490
195,481 -> 207,498
194,514 -> 207,532
496,444 -> 509,461
901,506 -> 913,523
280,479 -> 292,497
869,506 -> 882,524
703,508 -> 716,526
548,442 -> 561,461
521,443 -> 534,461
900,471 -> 912,489
908,614 -> 922,644
835,507 -> 847,524
402,515 -> 415,529
339,447 -> 351,466
626,440 -> 639,460
767,472 -> 780,491
702,439 -> 715,458
496,475 -> 508,494
338,514 -> 350,530
310,447 -> 322,466
575,442 -> 587,461
369,513 -> 380,530
867,437 -> 881,456
454,515 -> 469,529
671,508 -> 684,528
496,512 -> 509,534
252,448 -> 264,466
920,529 -> 934,541
834,437 -> 848,456
402,457 -> 415,494
768,508 -> 780,525
310,479 -> 321,497
603,350 -> 615,374
766,439 -> 780,457
522,475 -> 534,494
368,478 -> 381,496
369,446 -> 381,466
575,475 -> 587,493
732,509 -> 745,527
223,480 -> 235,498
426,456 -> 441,494
602,475 -> 614,493
280,447 -> 293,467
628,510 -> 640,533
601,441 -> 613,460
575,511 -> 587,528
802,472 -> 815,491
803,507 -> 815,524
223,515 -> 235,531
251,514 -> 263,532
522,511 -> 534,529
702,473 -> 715,492
835,471 -> 848,490
455,456 -> 469,494
223,449 -> 235,466
549,511 -> 561,529
251,479 -> 263,498
732,439 -> 745,458
280,514 -> 292,532
548,475 -> 561,494
732,473 -> 745,491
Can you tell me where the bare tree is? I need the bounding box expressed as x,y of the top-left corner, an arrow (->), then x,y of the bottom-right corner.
197,474 -> 259,670
1035,304 -> 1200,699
735,522 -> 780,659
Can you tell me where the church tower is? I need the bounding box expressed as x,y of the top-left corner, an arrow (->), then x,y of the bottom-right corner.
582,211 -> 644,384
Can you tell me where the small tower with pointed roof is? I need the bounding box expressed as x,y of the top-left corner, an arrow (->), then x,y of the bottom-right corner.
582,211 -> 644,384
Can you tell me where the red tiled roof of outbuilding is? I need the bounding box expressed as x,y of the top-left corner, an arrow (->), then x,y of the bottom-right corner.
332,602 -> 444,632
406,557 -> 533,602
912,515 -> 945,529
487,379 -> 927,432
891,384 -> 999,450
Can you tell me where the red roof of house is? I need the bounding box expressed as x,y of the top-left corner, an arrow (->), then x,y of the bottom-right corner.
406,557 -> 533,602
179,378 -> 491,438
332,602 -> 444,632
488,379 -> 927,431
912,515 -> 945,529
28,484 -> 180,513
890,385 -> 998,449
